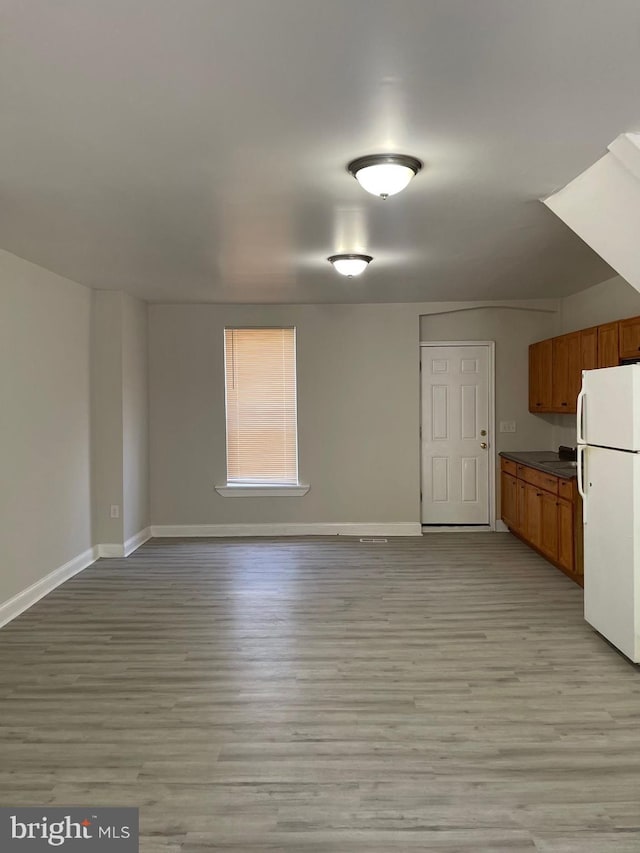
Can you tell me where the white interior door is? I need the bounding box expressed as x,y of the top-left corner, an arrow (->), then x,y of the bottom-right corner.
421,345 -> 490,525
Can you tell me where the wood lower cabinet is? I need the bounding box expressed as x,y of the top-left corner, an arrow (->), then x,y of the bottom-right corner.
501,472 -> 518,530
524,483 -> 542,549
516,479 -> 527,536
500,459 -> 582,585
618,316 -> 640,360
539,490 -> 559,561
557,497 -> 574,572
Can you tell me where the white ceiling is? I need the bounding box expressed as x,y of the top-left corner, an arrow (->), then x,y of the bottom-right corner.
1,0 -> 639,304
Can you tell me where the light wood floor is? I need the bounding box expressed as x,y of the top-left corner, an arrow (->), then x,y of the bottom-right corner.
1,534 -> 639,852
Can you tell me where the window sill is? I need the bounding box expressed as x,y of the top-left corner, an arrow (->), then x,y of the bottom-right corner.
215,484 -> 310,497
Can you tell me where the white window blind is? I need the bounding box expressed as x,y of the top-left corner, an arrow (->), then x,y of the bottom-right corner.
224,327 -> 298,485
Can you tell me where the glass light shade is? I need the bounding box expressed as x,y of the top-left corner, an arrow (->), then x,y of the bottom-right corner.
354,163 -> 415,198
347,154 -> 422,199
328,254 -> 372,277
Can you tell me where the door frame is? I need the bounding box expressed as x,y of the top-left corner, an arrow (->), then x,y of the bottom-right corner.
419,341 -> 497,531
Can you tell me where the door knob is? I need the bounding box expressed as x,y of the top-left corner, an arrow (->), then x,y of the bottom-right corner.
480,442 -> 487,449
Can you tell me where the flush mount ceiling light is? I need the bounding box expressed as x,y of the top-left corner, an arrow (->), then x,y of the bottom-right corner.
347,154 -> 423,199
327,253 -> 373,277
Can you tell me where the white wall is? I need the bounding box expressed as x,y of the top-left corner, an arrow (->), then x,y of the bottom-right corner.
91,291 -> 124,545
121,293 -> 149,541
149,299 -> 558,528
91,291 -> 149,547
559,274 -> 640,333
149,303 -> 422,527
0,250 -> 92,606
0,272 -> 150,618
544,137 -> 640,296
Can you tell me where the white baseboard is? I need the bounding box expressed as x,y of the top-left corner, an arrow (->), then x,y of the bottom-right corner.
97,543 -> 125,558
97,527 -> 152,559
422,525 -> 493,533
150,522 -> 422,538
496,520 -> 509,532
0,546 -> 98,629
124,527 -> 152,556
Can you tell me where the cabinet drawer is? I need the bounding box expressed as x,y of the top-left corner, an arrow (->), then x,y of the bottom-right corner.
501,458 -> 517,477
558,478 -> 575,501
518,465 -> 559,494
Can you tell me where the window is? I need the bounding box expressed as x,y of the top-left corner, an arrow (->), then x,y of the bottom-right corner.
223,327 -> 300,488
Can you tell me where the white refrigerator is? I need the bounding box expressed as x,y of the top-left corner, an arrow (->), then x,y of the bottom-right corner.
577,363 -> 640,662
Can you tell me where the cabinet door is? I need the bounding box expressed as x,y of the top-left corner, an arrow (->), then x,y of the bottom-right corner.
557,497 -> 574,573
539,491 -> 559,561
580,327 -> 598,372
552,332 -> 581,413
500,472 -> 517,529
525,483 -> 543,548
529,340 -> 553,413
516,480 -> 527,535
567,332 -> 583,410
597,322 -> 619,368
618,316 -> 640,360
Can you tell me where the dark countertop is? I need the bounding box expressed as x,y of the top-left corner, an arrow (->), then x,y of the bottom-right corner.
499,450 -> 577,480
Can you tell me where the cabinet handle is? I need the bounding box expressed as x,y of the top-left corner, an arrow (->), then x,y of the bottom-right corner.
536,492 -> 542,497
561,402 -> 568,406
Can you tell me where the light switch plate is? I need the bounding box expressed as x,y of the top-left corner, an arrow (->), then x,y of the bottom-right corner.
500,421 -> 516,433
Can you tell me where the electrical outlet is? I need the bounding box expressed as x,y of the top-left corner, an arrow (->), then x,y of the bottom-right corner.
500,421 -> 516,433
110,504 -> 120,519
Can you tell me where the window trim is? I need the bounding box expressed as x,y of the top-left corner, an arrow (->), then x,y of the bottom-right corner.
215,483 -> 310,497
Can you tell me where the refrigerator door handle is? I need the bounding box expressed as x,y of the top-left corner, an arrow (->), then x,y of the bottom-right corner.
576,386 -> 586,444
576,444 -> 587,524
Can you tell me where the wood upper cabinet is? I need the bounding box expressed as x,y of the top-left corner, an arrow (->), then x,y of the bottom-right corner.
618,316 -> 640,360
597,322 -> 620,368
552,332 -> 581,413
528,315 -> 633,414
528,340 -> 553,413
580,327 -> 598,371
